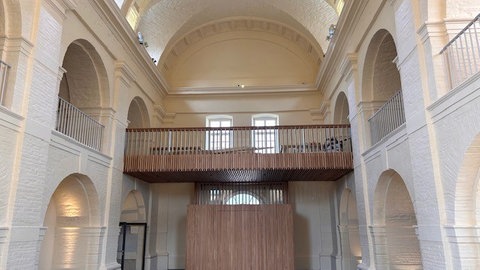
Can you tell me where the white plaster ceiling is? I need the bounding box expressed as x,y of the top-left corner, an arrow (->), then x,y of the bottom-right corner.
134,0 -> 340,91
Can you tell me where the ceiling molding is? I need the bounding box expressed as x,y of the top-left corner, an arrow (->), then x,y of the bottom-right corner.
159,17 -> 323,74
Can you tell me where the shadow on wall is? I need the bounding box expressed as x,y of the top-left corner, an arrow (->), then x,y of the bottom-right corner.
294,212 -> 312,270
175,215 -> 187,269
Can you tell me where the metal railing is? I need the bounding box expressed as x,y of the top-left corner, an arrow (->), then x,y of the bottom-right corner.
0,60 -> 10,106
368,90 -> 405,145
56,97 -> 104,151
440,13 -> 480,89
125,124 -> 352,157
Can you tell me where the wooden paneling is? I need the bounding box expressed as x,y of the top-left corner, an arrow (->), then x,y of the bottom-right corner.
186,204 -> 294,270
124,152 -> 353,182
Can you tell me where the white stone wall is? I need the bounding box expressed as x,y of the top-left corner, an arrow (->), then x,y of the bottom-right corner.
0,0 -> 479,269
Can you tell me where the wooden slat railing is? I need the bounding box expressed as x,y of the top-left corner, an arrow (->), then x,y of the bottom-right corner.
186,204 -> 294,270
124,125 -> 353,174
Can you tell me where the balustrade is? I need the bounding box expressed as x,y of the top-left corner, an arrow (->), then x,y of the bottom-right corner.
56,97 -> 104,151
368,90 -> 406,145
440,14 -> 480,89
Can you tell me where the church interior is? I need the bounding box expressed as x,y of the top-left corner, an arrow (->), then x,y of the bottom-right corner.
0,0 -> 479,269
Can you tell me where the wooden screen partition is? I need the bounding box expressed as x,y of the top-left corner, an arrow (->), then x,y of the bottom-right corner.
186,204 -> 294,270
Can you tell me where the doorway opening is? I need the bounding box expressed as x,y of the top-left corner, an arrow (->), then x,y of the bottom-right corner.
117,222 -> 147,270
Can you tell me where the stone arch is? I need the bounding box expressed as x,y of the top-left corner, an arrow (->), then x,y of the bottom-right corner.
372,170 -> 422,269
338,188 -> 361,269
59,39 -> 110,109
333,91 -> 350,124
127,96 -> 150,128
362,29 -> 401,103
120,190 -> 147,222
452,135 -> 480,225
447,135 -> 480,269
39,174 -> 101,270
0,0 -> 22,38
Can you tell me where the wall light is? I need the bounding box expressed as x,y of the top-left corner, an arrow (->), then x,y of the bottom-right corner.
327,24 -> 336,41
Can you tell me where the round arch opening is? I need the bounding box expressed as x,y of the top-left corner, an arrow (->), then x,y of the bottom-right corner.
373,170 -> 422,269
39,174 -> 100,270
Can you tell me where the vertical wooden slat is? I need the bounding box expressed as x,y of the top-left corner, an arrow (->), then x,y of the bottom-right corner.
186,204 -> 294,270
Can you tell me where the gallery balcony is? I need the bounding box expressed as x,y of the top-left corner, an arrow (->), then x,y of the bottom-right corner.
123,124 -> 353,183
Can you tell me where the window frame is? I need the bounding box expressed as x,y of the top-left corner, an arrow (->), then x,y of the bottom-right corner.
251,114 -> 279,153
206,115 -> 233,150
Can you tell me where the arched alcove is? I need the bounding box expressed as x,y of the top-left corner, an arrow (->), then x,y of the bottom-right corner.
373,170 -> 422,269
448,134 -> 480,268
127,97 -> 150,128
0,0 -> 23,109
57,39 -> 110,150
339,188 -> 362,269
60,39 -> 109,109
362,30 -> 404,145
333,91 -> 350,124
39,174 -> 100,270
120,190 -> 147,223
362,30 -> 401,103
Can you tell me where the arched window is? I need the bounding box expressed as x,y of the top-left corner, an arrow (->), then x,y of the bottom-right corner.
226,193 -> 260,205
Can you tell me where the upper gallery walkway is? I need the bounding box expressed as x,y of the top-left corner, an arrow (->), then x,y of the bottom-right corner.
123,124 -> 353,182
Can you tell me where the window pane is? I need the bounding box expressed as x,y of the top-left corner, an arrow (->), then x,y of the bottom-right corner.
207,117 -> 232,150
252,116 -> 278,153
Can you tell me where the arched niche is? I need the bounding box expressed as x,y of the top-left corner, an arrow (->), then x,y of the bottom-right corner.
59,39 -> 110,110
0,2 -> 5,38
362,29 -> 401,103
127,97 -> 150,128
333,91 -> 350,124
339,188 -> 362,269
447,134 -> 480,269
39,174 -> 100,270
373,170 -> 422,269
0,0 -> 22,38
120,190 -> 147,223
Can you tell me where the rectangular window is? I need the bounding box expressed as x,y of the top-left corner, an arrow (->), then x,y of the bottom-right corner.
206,117 -> 232,150
253,116 -> 278,153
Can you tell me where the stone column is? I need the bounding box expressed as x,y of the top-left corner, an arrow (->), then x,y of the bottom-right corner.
369,225 -> 388,270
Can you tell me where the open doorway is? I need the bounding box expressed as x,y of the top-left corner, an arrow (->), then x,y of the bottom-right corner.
117,222 -> 147,270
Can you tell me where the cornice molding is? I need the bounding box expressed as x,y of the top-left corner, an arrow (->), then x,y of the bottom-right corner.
43,0 -> 78,21
154,104 -> 176,124
169,84 -> 318,96
115,61 -> 136,88
340,53 -> 358,83
315,0 -> 370,90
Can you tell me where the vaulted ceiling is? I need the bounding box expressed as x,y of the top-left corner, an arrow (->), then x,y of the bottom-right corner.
118,0 -> 343,93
